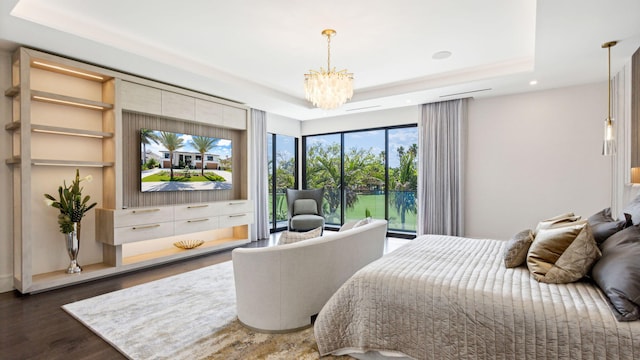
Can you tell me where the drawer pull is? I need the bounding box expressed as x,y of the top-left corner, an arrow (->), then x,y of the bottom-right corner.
187,218 -> 209,223
132,208 -> 161,214
132,224 -> 160,230
187,204 -> 209,209
228,202 -> 245,205
228,214 -> 246,218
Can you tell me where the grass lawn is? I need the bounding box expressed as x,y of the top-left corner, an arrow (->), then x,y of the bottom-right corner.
269,192 -> 417,232
142,170 -> 225,183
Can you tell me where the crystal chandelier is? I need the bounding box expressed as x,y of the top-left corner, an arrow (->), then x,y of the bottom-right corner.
304,29 -> 354,110
602,40 -> 617,156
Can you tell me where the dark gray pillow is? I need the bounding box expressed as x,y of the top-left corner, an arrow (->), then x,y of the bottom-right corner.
591,225 -> 640,321
622,195 -> 640,225
587,207 -> 631,244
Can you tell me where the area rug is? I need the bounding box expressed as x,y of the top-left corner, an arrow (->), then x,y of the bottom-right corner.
62,261 -> 345,359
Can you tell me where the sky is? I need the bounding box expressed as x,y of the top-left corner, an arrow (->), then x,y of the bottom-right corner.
143,130 -> 232,159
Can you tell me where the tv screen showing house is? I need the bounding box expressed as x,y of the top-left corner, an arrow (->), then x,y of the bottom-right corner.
140,128 -> 233,192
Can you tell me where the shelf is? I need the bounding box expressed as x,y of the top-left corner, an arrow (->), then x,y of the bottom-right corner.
31,90 -> 113,110
6,157 -> 114,167
30,262 -> 116,293
5,121 -> 114,138
27,238 -> 248,293
123,237 -> 249,266
5,86 -> 113,110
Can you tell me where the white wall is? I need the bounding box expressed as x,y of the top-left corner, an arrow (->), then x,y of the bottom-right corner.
465,83 -> 612,239
300,106 -> 419,135
0,50 -> 13,292
267,113 -> 301,138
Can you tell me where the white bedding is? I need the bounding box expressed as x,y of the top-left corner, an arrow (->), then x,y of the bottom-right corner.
314,235 -> 640,359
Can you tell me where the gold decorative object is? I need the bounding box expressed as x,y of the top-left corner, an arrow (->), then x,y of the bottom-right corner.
304,29 -> 354,110
173,240 -> 205,249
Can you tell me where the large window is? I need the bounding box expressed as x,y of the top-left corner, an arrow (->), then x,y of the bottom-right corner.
303,125 -> 418,235
267,134 -> 297,232
304,134 -> 342,225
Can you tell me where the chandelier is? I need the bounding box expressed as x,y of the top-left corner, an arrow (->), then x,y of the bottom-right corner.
602,40 -> 617,156
304,29 -> 354,110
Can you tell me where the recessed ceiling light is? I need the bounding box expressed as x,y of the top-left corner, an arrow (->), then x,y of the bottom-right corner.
432,51 -> 452,60
529,80 -> 538,85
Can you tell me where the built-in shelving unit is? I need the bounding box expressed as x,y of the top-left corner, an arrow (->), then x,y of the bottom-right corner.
6,47 -> 252,294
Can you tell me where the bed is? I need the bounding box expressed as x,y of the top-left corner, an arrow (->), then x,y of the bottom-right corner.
314,234 -> 640,359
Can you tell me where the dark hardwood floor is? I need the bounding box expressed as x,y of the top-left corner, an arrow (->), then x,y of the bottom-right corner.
0,235 -> 407,359
0,239 -> 272,360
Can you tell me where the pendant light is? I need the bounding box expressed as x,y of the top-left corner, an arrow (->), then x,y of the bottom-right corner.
602,40 -> 617,156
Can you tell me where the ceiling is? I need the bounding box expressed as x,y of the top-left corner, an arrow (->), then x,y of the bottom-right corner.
1,0 -> 640,121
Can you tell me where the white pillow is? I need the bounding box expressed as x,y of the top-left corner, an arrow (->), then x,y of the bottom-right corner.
277,226 -> 322,245
353,217 -> 373,228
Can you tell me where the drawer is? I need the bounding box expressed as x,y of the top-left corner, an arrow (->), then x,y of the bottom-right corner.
113,221 -> 174,245
114,206 -> 174,227
174,203 -> 219,220
219,212 -> 253,227
174,216 -> 220,235
218,200 -> 253,215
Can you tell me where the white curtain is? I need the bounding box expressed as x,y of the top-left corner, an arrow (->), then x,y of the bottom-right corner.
417,99 -> 466,236
250,109 -> 270,241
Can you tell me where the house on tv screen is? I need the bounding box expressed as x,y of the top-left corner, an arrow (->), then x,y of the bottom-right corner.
160,150 -> 222,170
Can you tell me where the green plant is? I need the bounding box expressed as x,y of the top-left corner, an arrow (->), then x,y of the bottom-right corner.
44,169 -> 98,234
365,208 -> 372,218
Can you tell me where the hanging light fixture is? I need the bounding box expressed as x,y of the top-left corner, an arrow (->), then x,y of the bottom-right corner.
602,40 -> 618,156
304,29 -> 354,110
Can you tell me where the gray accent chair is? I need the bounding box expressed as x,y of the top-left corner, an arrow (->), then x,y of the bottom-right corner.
286,188 -> 325,232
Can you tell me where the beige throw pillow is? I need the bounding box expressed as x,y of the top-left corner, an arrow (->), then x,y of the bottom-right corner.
277,226 -> 322,245
527,221 -> 600,283
534,212 -> 581,234
503,229 -> 534,268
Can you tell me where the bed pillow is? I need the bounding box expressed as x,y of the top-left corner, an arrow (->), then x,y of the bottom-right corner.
621,194 -> 640,225
277,226 -> 322,245
293,199 -> 318,215
353,217 -> 372,228
591,224 -> 640,321
534,212 -> 581,234
588,207 -> 631,244
526,221 -> 600,283
503,229 -> 534,268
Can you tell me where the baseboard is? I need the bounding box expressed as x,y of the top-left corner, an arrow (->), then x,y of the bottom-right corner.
0,273 -> 14,293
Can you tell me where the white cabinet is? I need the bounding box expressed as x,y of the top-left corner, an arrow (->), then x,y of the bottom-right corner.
5,47 -> 251,294
161,90 -> 195,120
120,80 -> 162,115
96,200 -> 253,267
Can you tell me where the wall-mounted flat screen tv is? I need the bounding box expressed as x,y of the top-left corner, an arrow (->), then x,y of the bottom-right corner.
140,128 -> 232,192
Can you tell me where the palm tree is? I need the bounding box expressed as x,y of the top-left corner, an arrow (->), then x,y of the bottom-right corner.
140,128 -> 159,166
157,132 -> 184,180
190,136 -> 219,176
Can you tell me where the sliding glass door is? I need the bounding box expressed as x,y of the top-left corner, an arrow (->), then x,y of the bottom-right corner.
304,134 -> 342,226
344,130 -> 386,222
267,133 -> 297,232
387,127 -> 418,232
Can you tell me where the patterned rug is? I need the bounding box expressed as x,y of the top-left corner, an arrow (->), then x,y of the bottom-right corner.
62,261 -> 345,359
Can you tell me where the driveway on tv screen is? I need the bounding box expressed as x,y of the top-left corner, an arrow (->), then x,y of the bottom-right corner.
141,168 -> 232,192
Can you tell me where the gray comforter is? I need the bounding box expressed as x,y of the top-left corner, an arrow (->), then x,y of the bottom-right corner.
314,235 -> 640,359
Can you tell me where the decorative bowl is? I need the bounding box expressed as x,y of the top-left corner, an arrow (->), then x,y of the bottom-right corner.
173,240 -> 205,249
